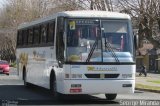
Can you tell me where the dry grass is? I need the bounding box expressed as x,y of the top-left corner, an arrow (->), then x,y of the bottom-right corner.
136,83 -> 160,91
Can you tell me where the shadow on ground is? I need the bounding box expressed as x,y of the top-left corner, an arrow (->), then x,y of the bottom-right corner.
0,85 -> 119,105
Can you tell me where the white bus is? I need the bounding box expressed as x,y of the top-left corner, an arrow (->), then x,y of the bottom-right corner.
16,10 -> 136,100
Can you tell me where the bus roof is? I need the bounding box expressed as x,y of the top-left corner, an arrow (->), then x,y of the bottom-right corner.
18,10 -> 131,29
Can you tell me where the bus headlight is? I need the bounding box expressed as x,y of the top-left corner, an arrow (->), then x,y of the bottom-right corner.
72,74 -> 82,78
122,74 -> 135,79
65,74 -> 83,78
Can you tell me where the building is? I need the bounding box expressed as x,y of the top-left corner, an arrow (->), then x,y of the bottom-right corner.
136,38 -> 159,73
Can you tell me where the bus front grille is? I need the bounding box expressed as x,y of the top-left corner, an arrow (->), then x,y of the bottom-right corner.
85,74 -> 119,78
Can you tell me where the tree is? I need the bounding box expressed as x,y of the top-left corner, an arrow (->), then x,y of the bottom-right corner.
118,0 -> 160,48
90,0 -> 114,11
0,0 -> 91,61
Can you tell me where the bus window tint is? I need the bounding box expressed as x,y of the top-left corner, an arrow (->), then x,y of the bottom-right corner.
48,22 -> 55,43
17,30 -> 23,46
34,26 -> 40,44
28,29 -> 33,44
67,19 -> 101,62
41,24 -> 48,43
102,21 -> 129,52
23,30 -> 28,45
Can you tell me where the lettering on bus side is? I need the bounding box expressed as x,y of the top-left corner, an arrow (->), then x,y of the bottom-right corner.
87,66 -> 117,71
32,50 -> 46,61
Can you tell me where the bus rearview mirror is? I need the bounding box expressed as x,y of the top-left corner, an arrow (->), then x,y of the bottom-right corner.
134,34 -> 139,50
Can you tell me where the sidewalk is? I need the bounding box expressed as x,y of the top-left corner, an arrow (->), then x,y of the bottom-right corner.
135,72 -> 160,93
0,67 -> 22,85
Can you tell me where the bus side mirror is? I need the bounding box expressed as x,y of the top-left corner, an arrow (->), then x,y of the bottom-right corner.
134,34 -> 139,50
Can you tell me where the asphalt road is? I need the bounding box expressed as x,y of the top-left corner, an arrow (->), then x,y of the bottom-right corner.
0,68 -> 160,106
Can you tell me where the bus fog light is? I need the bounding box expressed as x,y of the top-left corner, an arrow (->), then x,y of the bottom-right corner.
122,84 -> 132,87
72,74 -> 82,78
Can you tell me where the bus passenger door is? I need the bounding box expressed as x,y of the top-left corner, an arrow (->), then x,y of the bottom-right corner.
56,17 -> 65,68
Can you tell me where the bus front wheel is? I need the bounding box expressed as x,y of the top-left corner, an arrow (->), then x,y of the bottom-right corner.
23,69 -> 29,87
50,72 -> 62,100
105,94 -> 117,100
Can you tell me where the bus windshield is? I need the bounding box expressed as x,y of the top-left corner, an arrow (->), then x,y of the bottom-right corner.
66,19 -> 133,63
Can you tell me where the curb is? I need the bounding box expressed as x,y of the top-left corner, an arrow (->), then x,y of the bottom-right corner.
135,88 -> 160,93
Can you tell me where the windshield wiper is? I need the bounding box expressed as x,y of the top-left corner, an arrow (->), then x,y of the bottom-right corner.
104,39 -> 120,62
86,38 -> 98,62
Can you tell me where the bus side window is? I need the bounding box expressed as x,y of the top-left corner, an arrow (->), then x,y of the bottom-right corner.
23,29 -> 28,46
41,24 -> 48,44
47,21 -> 55,43
34,26 -> 40,44
17,30 -> 23,46
28,29 -> 33,45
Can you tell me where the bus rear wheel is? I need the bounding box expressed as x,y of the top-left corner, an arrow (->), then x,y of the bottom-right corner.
105,94 -> 117,100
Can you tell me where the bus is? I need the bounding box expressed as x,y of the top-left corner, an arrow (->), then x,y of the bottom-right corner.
16,10 -> 136,100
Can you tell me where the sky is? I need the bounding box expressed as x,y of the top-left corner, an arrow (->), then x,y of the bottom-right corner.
0,0 -> 7,8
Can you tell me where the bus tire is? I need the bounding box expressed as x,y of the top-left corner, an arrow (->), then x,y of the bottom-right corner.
105,94 -> 117,100
50,72 -> 63,100
23,67 -> 29,87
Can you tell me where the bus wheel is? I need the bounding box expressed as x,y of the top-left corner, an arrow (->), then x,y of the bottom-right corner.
105,94 -> 117,100
23,70 -> 27,87
23,68 -> 31,87
50,73 -> 62,100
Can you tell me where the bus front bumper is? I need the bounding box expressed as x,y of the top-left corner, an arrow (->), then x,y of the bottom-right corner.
58,79 -> 135,94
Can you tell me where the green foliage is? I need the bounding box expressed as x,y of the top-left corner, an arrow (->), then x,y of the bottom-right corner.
136,83 -> 160,91
9,62 -> 17,68
147,80 -> 160,84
